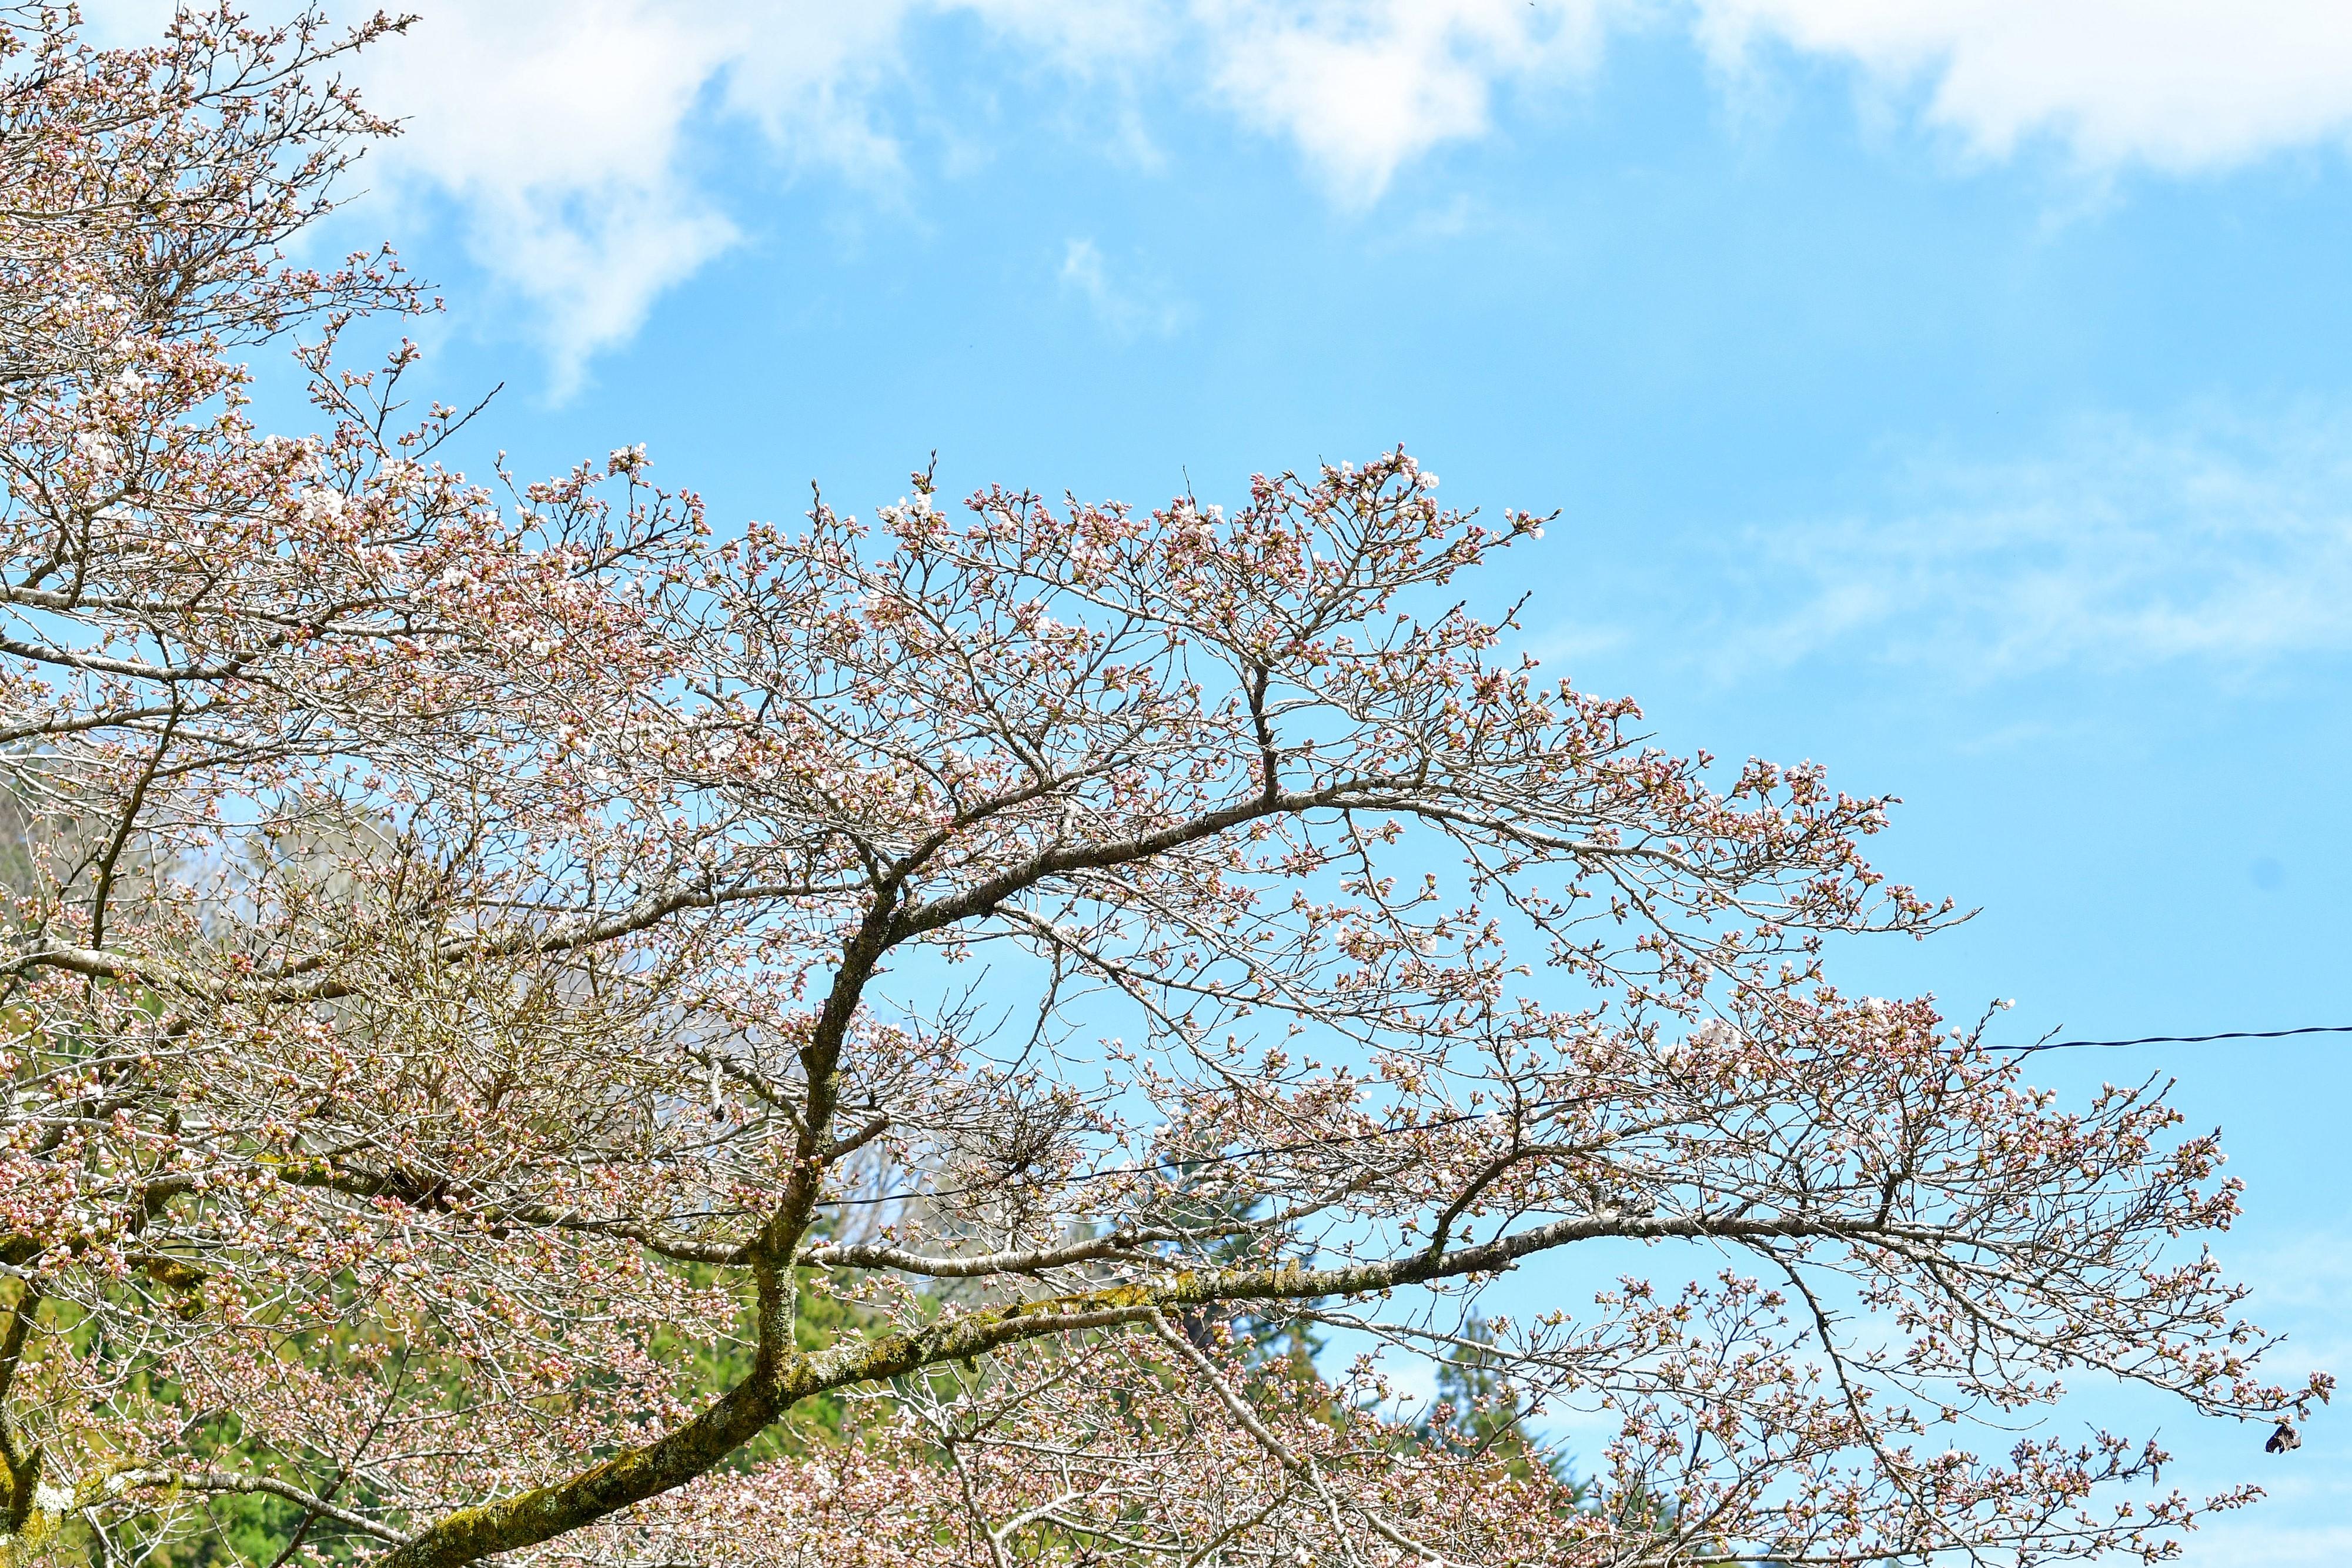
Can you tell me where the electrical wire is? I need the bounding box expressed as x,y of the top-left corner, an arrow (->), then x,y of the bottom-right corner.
1990,1024 -> 2352,1055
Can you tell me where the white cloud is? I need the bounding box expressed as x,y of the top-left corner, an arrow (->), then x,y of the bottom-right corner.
1709,407 -> 2352,677
332,0 -> 1162,389
1058,238 -> 1192,337
1692,0 -> 2352,172
342,3 -> 931,394
258,0 -> 1598,376
78,2 -> 2352,382
1197,0 -> 1609,205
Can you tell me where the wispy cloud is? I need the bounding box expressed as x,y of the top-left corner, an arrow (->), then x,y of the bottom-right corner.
1197,0 -> 1608,206
1058,239 -> 1192,339
1696,407 -> 2352,679
80,2 -> 2352,385
342,2 -> 926,396
1692,0 -> 2352,174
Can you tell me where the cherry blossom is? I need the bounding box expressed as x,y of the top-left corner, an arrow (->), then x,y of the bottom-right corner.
0,8 -> 2324,1568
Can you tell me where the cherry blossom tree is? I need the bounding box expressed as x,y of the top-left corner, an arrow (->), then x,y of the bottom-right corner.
0,7 -> 2327,1567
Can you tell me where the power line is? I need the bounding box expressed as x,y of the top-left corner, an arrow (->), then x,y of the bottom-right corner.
1990,1024 -> 2352,1055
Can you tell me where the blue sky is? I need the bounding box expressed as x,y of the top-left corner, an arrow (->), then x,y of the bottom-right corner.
107,1 -> 2352,1557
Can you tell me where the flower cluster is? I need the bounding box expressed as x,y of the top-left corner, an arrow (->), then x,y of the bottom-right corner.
0,7 -> 2323,1568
